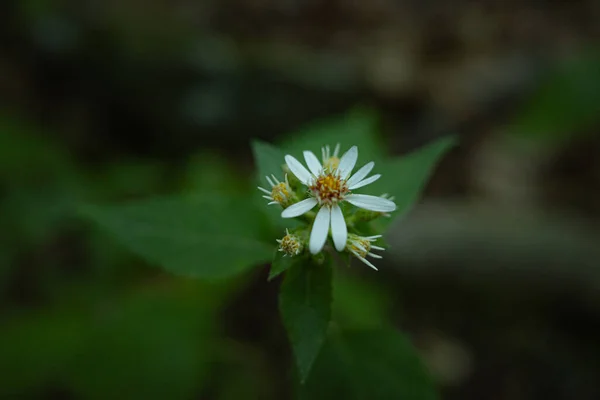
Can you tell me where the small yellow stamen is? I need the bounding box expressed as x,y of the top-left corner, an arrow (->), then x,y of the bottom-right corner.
349,237 -> 371,258
271,183 -> 290,204
309,172 -> 348,205
277,231 -> 303,256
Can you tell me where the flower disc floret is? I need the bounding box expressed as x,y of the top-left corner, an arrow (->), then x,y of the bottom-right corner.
346,234 -> 385,270
276,229 -> 304,256
258,174 -> 295,208
309,172 -> 349,205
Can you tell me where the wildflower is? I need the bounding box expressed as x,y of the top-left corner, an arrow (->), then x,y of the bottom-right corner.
258,174 -> 295,208
346,234 -> 385,270
281,145 -> 396,254
276,229 -> 304,256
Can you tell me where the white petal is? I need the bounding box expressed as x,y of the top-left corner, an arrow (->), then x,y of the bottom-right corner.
285,155 -> 313,185
346,162 -> 374,188
309,206 -> 331,254
337,146 -> 358,179
258,186 -> 271,195
333,143 -> 341,157
281,198 -> 317,218
303,150 -> 323,176
265,175 -> 275,187
349,174 -> 381,190
350,250 -> 378,271
368,252 -> 383,259
371,245 -> 385,251
345,194 -> 396,212
330,203 -> 347,251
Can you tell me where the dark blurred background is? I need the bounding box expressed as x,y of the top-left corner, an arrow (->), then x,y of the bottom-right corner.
1,1 -> 600,399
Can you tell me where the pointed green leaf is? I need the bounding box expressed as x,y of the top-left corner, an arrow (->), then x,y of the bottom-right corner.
80,195 -> 273,279
251,140 -> 287,188
301,328 -> 438,400
279,259 -> 332,383
268,250 -> 300,281
280,107 -> 385,162
509,52 -> 600,144
372,136 -> 457,223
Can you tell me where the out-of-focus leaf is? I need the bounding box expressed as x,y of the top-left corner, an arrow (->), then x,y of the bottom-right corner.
184,151 -> 247,195
509,52 -> 600,144
332,271 -> 391,329
80,195 -> 273,279
67,286 -> 213,400
252,140 -> 287,188
0,311 -> 87,397
280,260 -> 332,383
280,107 -> 385,163
371,136 -> 456,224
301,328 -> 438,400
0,115 -> 75,183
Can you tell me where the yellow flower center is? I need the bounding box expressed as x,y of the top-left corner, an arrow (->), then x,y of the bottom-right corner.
271,183 -> 291,205
348,236 -> 371,257
279,233 -> 303,256
309,172 -> 349,205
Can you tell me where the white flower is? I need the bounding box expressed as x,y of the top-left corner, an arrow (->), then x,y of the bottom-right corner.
257,174 -> 294,207
281,145 -> 396,255
346,234 -> 385,270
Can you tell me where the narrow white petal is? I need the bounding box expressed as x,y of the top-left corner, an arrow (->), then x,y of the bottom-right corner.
349,174 -> 381,190
271,174 -> 280,184
303,150 -> 323,176
346,162 -> 374,188
330,203 -> 347,251
368,252 -> 383,259
265,176 -> 274,187
285,155 -> 313,185
321,147 -> 327,163
337,146 -> 358,179
365,235 -> 383,240
345,194 -> 396,212
281,198 -> 318,218
258,186 -> 271,195
309,206 -> 331,254
333,143 -> 341,157
262,195 -> 272,200
356,254 -> 378,271
371,245 -> 385,251
268,201 -> 278,205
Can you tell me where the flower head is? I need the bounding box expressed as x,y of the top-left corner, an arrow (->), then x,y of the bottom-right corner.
276,229 -> 304,256
258,174 -> 295,208
346,234 -> 385,270
281,145 -> 396,255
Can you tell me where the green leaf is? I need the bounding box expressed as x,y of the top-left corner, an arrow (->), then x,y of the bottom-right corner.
67,287 -> 213,400
332,271 -> 391,329
280,107 -> 385,162
252,140 -> 287,187
279,259 -> 332,383
509,52 -> 600,144
80,195 -> 273,279
268,250 -> 298,281
372,136 -> 456,223
301,328 -> 438,400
